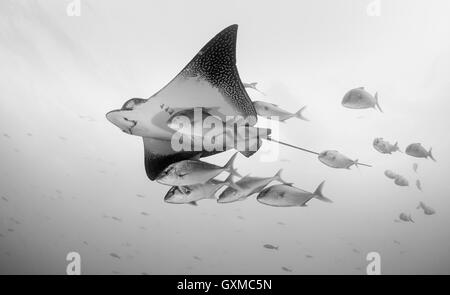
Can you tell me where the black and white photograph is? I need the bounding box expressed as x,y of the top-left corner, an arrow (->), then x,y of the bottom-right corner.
0,0 -> 449,281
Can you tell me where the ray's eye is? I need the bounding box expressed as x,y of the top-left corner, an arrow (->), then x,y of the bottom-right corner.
122,98 -> 146,110
162,167 -> 173,176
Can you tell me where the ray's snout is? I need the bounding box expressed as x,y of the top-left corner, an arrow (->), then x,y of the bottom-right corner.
106,110 -> 136,134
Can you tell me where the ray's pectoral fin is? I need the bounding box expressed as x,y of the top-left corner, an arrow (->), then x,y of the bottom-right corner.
153,24 -> 258,126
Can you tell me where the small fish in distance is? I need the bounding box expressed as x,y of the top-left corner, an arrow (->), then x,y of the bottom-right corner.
384,170 -> 399,179
243,82 -> 265,95
373,138 -> 401,154
318,150 -> 371,169
217,170 -> 291,204
342,87 -> 382,112
157,152 -> 241,186
263,244 -> 279,250
394,175 -> 409,187
281,267 -> 292,273
253,101 -> 309,122
399,213 -> 414,223
257,181 -> 332,207
417,202 -> 435,215
405,143 -> 436,161
413,163 -> 418,173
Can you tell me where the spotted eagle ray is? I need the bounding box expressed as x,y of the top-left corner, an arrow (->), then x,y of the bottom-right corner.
106,24 -> 370,180
107,25 -> 261,180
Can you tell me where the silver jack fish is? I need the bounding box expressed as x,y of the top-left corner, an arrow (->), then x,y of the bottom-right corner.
164,174 -> 239,205
373,138 -> 401,154
416,202 -> 435,215
405,143 -> 436,161
253,101 -> 309,122
163,105 -> 271,155
342,87 -> 382,112
256,181 -> 332,207
394,175 -> 409,187
165,106 -> 230,138
263,244 -> 279,250
399,213 -> 414,223
318,150 -> 371,169
156,153 -> 240,186
217,170 -> 290,203
384,170 -> 399,179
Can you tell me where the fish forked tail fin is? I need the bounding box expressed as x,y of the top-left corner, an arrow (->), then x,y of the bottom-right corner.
428,147 -> 436,162
274,169 -> 293,185
295,106 -> 309,121
352,159 -> 372,168
374,92 -> 383,113
394,142 -> 402,153
313,181 -> 333,203
348,159 -> 361,169
416,202 -> 424,210
223,152 -> 242,178
280,106 -> 309,122
409,214 -> 414,223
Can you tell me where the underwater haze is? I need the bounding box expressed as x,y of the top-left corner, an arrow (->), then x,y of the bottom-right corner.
1,0 -> 450,274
